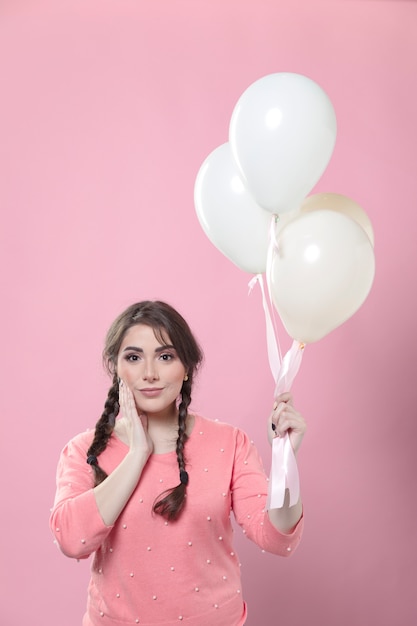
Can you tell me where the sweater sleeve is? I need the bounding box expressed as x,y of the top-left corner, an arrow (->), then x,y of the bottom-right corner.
230,428 -> 303,556
49,433 -> 114,559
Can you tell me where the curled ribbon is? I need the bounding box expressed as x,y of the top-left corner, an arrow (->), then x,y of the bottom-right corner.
249,216 -> 305,509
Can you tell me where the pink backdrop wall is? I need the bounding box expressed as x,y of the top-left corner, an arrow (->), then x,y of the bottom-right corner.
1,1 -> 416,625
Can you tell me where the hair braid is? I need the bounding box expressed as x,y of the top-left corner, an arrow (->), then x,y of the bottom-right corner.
86,374 -> 119,486
153,380 -> 192,521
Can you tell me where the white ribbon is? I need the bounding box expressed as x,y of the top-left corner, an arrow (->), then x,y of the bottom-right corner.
249,215 -> 305,509
248,274 -> 281,379
268,340 -> 304,508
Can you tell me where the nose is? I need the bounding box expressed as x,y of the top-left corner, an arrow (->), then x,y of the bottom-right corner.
142,359 -> 159,382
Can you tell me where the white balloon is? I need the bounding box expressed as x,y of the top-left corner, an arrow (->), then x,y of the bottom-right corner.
300,192 -> 375,247
229,73 -> 337,214
270,210 -> 375,343
194,143 -> 271,274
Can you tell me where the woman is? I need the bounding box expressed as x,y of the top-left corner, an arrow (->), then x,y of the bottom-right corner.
50,300 -> 306,626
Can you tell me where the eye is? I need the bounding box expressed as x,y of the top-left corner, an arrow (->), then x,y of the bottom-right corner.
159,352 -> 174,361
124,353 -> 140,362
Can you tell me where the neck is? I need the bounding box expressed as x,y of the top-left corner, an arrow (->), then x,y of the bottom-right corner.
146,404 -> 179,450
146,403 -> 179,427
147,408 -> 194,455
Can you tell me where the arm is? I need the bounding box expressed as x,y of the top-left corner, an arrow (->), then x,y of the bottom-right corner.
267,392 -> 306,533
50,435 -> 114,559
267,489 -> 303,534
93,380 -> 153,526
231,428 -> 303,556
50,382 -> 152,557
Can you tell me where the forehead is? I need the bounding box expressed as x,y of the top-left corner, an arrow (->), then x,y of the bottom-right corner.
121,323 -> 171,347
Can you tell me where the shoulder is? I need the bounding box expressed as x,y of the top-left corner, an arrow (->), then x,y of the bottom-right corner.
194,413 -> 237,434
191,415 -> 263,471
193,414 -> 251,447
59,429 -> 95,459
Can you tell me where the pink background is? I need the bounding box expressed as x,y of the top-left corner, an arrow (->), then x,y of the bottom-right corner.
1,1 -> 416,625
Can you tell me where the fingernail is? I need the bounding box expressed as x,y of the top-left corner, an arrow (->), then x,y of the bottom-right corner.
273,401 -> 278,410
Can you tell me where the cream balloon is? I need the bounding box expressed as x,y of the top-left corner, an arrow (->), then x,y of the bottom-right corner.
229,73 -> 337,214
300,193 -> 375,246
270,210 -> 375,343
194,143 -> 271,274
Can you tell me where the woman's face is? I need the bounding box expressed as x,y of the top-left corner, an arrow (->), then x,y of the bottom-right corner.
116,323 -> 186,418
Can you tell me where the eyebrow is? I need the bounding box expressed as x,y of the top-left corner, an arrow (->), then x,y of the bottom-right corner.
122,344 -> 176,354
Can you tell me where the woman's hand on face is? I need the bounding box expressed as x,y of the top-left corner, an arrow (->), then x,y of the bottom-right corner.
268,392 -> 306,454
116,380 -> 154,457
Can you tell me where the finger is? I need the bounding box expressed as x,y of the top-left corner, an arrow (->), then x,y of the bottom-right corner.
274,391 -> 294,406
118,378 -> 125,409
271,402 -> 288,426
276,411 -> 306,437
125,385 -> 136,418
272,399 -> 300,422
269,396 -> 297,438
269,402 -> 284,437
119,379 -> 133,418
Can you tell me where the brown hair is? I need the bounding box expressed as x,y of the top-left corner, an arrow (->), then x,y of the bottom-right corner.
86,301 -> 203,520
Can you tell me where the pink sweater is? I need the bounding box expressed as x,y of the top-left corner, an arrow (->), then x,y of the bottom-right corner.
50,414 -> 303,626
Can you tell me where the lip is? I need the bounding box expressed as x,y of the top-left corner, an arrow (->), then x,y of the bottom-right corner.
138,388 -> 164,398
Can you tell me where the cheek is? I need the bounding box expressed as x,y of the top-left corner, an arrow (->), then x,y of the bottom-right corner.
116,359 -> 132,383
173,365 -> 187,387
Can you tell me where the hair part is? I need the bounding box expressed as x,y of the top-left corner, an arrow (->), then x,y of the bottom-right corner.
87,301 -> 203,521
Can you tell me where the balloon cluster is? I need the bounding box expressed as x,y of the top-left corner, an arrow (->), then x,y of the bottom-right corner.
194,73 -> 375,345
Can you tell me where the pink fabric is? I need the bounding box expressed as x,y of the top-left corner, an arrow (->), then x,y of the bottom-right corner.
50,414 -> 303,625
